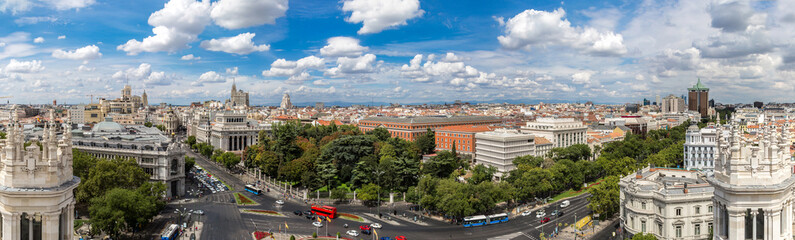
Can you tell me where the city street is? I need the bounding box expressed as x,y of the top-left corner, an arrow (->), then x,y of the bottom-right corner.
187,149 -> 596,240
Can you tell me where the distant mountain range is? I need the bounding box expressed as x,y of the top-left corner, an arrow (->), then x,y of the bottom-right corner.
257,98 -> 625,107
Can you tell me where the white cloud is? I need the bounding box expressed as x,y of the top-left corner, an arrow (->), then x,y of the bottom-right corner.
210,0 -> 287,29
112,63 -> 173,86
325,53 -> 377,77
200,32 -> 269,55
313,79 -> 329,86
5,59 -> 44,73
32,80 -> 49,88
52,45 -> 102,60
287,72 -> 312,84
498,8 -> 627,56
15,16 -> 57,25
41,0 -> 95,10
342,0 -> 424,34
117,0 -> 212,55
1,0 -> 33,14
193,71 -> 226,86
33,37 -> 44,43
57,35 -> 65,39
320,37 -> 369,58
262,56 -> 324,77
0,32 -> 38,60
226,66 -> 238,75
181,54 -> 200,60
571,71 -> 593,84
77,64 -> 95,72
708,1 -> 754,33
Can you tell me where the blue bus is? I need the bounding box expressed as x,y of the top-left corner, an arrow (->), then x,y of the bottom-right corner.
463,215 -> 488,227
245,184 -> 262,195
487,213 -> 509,224
161,224 -> 179,240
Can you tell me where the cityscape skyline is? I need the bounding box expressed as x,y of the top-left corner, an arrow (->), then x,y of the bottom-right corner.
1,0 -> 794,105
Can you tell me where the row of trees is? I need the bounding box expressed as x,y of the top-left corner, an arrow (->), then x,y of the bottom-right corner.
72,149 -> 166,238
185,136 -> 241,169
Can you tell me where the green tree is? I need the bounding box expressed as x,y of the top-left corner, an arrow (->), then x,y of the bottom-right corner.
184,156 -> 195,174
155,124 -> 165,132
330,186 -> 348,202
469,164 -> 496,185
587,175 -> 620,218
414,128 -> 436,154
357,183 -> 381,202
631,232 -> 658,240
422,151 -> 462,178
596,156 -> 636,177
72,149 -> 98,180
144,122 -> 153,127
550,144 -> 591,161
77,158 -> 151,203
366,127 -> 391,142
0,131 -> 6,139
88,182 -> 165,237
220,152 -> 241,169
509,167 -> 554,202
317,135 -> 375,184
185,135 -> 196,146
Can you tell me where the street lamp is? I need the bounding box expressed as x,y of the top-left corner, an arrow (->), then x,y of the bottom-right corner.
372,168 -> 384,216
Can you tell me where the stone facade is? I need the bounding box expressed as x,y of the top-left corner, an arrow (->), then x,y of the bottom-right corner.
708,124 -> 795,240
474,129 -> 535,179
0,109 -> 78,240
684,124 -> 717,174
280,93 -> 292,109
71,117 -> 185,197
522,117 -> 587,148
620,167 -> 714,240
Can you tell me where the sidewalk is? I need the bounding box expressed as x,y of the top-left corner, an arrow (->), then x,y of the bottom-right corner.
553,217 -> 617,240
180,221 -> 204,240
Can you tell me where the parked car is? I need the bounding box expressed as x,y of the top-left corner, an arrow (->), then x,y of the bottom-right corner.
293,210 -> 303,216
536,211 -> 546,218
370,223 -> 382,229
540,217 -> 550,223
275,200 -> 284,205
560,200 -> 570,208
346,230 -> 359,237
312,221 -> 323,228
551,210 -> 559,216
521,210 -> 532,216
360,225 -> 372,231
395,236 -> 407,240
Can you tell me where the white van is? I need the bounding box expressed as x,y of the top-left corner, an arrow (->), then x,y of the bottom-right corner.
560,200 -> 570,208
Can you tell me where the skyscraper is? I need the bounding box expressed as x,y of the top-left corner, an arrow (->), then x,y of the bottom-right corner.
688,78 -> 709,117
280,93 -> 292,109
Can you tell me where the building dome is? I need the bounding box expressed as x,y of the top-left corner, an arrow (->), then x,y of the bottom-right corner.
92,117 -> 125,133
687,124 -> 699,132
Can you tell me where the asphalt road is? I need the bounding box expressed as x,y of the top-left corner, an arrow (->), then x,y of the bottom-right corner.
186,148 -> 595,240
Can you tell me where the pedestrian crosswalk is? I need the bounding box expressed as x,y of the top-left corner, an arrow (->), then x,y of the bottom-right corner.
204,192 -> 235,204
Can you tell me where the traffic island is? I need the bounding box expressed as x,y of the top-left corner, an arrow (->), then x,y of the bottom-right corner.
235,192 -> 260,206
337,213 -> 366,222
241,209 -> 285,217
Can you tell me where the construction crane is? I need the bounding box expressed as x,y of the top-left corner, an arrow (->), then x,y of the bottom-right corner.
85,94 -> 95,104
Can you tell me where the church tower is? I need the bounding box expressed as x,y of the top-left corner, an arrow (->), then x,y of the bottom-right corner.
142,89 -> 148,107
0,107 -> 79,240
708,124 -> 795,240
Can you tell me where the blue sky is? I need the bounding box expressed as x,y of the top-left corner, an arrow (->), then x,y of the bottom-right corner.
1,0 -> 794,105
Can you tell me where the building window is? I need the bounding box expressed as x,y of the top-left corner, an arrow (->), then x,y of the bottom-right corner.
641,220 -> 646,233
708,205 -> 713,213
631,217 -> 635,229
657,222 -> 662,235
708,223 -> 713,236
695,206 -> 700,214
695,223 -> 701,235
675,225 -> 682,238
642,202 -> 646,210
676,208 -> 682,216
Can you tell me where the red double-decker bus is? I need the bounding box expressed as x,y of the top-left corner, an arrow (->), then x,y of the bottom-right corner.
310,205 -> 337,219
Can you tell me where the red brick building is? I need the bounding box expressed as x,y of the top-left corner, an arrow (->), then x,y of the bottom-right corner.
358,116 -> 502,141
435,125 -> 499,155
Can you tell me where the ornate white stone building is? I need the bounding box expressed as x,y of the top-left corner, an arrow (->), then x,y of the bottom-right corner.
684,124 -> 717,173
619,167 -> 714,240
71,117 -> 185,197
708,125 -> 795,240
280,93 -> 292,109
0,109 -> 78,240
195,112 -> 269,152
228,81 -> 249,108
521,117 -> 586,148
